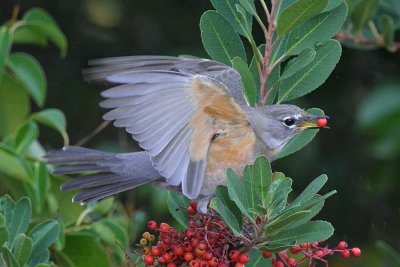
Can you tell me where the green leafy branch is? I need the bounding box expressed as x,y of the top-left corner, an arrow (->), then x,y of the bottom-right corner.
0,195 -> 60,267
336,0 -> 400,52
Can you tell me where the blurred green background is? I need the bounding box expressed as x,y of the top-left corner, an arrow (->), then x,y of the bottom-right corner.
1,0 -> 400,266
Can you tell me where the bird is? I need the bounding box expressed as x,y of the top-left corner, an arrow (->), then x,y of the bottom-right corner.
46,55 -> 328,213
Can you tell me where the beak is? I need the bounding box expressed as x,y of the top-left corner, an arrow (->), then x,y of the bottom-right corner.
298,114 -> 330,129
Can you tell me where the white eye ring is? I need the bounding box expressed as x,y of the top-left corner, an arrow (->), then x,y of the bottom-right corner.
282,116 -> 296,128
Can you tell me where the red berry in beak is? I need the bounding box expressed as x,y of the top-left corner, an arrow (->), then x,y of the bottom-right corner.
317,118 -> 328,127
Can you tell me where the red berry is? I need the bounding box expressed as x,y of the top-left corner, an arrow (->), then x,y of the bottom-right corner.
290,245 -> 300,254
147,220 -> 157,231
208,257 -> 218,267
234,263 -> 245,267
167,264 -> 177,267
190,201 -> 198,210
287,258 -> 297,267
200,260 -> 210,267
314,250 -> 324,257
311,242 -> 319,248
300,243 -> 309,249
341,250 -> 351,259
351,247 -> 361,257
278,251 -> 288,260
174,246 -> 185,256
262,251 -> 273,258
184,252 -> 194,262
189,260 -> 200,267
187,206 -> 198,216
229,250 -> 239,260
151,247 -> 161,256
190,238 -> 200,248
317,118 -> 328,127
143,255 -> 154,265
163,253 -> 171,262
203,251 -> 213,261
158,256 -> 166,264
238,253 -> 249,264
338,241 -> 348,250
159,223 -> 170,232
274,261 -> 284,267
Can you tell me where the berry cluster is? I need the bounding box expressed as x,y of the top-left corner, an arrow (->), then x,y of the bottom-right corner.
135,202 -> 249,266
262,240 -> 361,267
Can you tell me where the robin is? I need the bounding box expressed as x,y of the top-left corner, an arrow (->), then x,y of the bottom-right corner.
47,55 -> 328,213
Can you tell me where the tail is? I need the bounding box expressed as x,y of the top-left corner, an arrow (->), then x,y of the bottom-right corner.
46,146 -> 160,204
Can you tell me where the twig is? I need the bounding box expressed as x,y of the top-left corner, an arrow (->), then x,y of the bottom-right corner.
276,252 -> 290,267
259,0 -> 280,106
10,3 -> 20,24
74,120 -> 111,146
260,0 -> 271,21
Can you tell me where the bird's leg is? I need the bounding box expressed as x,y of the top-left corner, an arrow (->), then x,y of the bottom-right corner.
196,194 -> 214,214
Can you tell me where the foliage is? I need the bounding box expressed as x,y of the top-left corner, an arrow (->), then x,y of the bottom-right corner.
0,195 -> 60,267
337,0 -> 400,51
0,7 -> 133,267
201,0 -> 347,159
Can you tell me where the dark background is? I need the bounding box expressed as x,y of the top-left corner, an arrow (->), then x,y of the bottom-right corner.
1,1 -> 400,266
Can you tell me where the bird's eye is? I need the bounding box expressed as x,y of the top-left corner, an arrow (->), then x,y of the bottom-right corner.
283,117 -> 296,127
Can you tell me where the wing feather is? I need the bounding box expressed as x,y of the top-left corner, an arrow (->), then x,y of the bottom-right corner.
87,57 -> 249,199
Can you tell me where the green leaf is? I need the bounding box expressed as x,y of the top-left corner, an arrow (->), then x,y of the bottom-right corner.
13,27 -> 47,47
13,233 -> 33,266
232,57 -> 257,106
0,26 -> 12,83
285,3 -> 348,56
167,191 -> 190,228
89,197 -> 115,216
211,188 -> 243,237
21,8 -> 67,56
93,218 -> 128,247
24,162 -> 49,213
239,0 -> 257,16
350,0 -> 380,33
380,15 -> 395,49
7,53 -> 47,107
209,0 -> 252,36
242,156 -> 272,210
268,220 -> 334,248
376,240 -> 400,265
29,220 -> 60,261
235,4 -> 253,35
226,169 -> 253,221
275,108 -> 324,160
2,246 -> 21,267
61,235 -> 111,267
288,174 -> 328,208
212,186 -> 243,236
0,74 -> 30,139
200,10 -> 246,65
0,145 -> 31,181
28,249 -> 50,266
286,195 -> 327,229
324,0 -> 344,12
277,0 -> 329,36
0,214 -> 9,245
266,210 -> 311,234
7,197 -> 31,247
278,40 -> 342,102
281,48 -> 316,80
14,121 -> 39,154
268,178 -> 293,217
31,108 -> 69,146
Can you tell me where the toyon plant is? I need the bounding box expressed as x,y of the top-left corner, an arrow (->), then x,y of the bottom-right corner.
122,0 -> 362,266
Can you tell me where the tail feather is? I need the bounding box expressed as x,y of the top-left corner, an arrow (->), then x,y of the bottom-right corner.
46,146 -> 161,203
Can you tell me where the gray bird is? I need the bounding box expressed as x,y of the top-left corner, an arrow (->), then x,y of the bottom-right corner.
47,55 -> 327,213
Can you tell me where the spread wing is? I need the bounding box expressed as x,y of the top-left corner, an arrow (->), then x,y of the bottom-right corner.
84,56 -> 250,199
84,55 -> 248,106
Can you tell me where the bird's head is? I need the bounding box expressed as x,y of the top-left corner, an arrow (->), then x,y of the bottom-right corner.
245,104 -> 328,152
